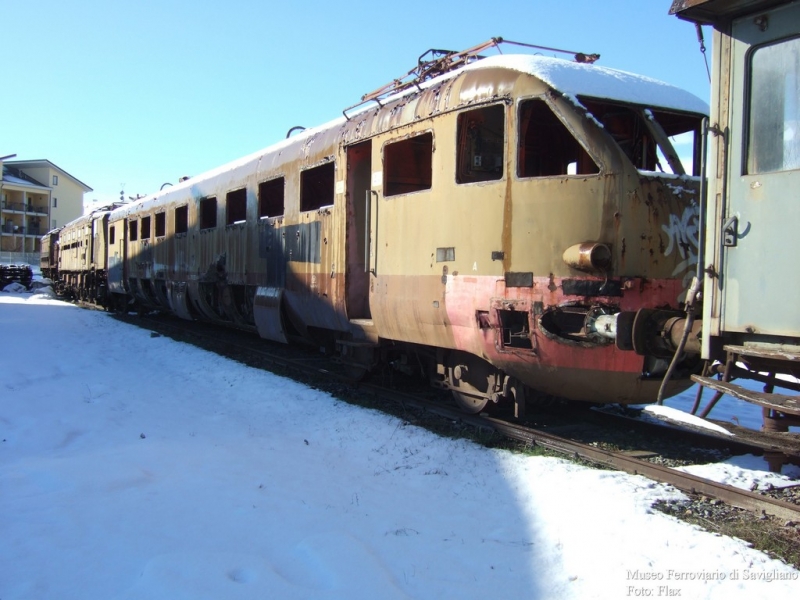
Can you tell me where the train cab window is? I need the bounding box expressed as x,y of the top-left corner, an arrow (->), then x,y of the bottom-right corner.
581,98 -> 702,175
141,216 -> 151,239
746,36 -> 800,174
129,220 -> 138,241
199,197 -> 217,230
175,205 -> 188,234
456,105 -> 504,183
155,212 -> 166,237
518,99 -> 599,177
226,188 -> 247,225
384,132 -> 433,196
109,226 -> 115,245
258,177 -> 284,218
300,162 -> 335,211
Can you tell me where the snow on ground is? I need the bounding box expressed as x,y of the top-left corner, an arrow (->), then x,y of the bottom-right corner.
1,292 -> 798,599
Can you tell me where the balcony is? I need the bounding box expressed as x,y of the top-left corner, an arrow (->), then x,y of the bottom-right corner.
1,223 -> 42,237
1,201 -> 48,215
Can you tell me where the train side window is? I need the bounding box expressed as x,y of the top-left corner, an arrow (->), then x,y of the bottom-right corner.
258,177 -> 284,218
199,197 -> 217,230
155,212 -> 166,237
384,132 -> 433,196
518,99 -> 599,177
300,162 -> 335,211
109,225 -> 115,244
226,188 -> 247,225
141,216 -> 151,239
129,220 -> 138,241
175,205 -> 188,234
456,105 -> 504,183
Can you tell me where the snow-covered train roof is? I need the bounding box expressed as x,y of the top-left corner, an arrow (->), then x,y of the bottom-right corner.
461,54 -> 709,115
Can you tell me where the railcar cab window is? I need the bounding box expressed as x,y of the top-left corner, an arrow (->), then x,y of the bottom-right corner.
199,196 -> 217,230
300,162 -> 334,211
175,205 -> 188,234
579,98 -> 702,175
746,36 -> 800,174
258,177 -> 284,218
129,219 -> 138,241
140,215 -> 151,239
226,188 -> 247,225
383,132 -> 433,196
518,99 -> 599,177
457,105 -> 505,183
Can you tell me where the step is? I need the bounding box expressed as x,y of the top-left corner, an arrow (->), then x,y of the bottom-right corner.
724,344 -> 800,362
691,375 -> 800,416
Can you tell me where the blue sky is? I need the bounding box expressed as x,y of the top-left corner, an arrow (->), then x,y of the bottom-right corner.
3,1 -> 710,206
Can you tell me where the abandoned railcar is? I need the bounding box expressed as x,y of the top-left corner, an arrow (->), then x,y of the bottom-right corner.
670,0 -> 800,431
72,43 -> 709,413
53,206 -> 116,302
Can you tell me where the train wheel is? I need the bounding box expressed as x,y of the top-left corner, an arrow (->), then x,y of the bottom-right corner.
451,390 -> 489,414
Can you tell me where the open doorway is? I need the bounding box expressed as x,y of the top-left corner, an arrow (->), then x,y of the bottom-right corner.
345,140 -> 372,320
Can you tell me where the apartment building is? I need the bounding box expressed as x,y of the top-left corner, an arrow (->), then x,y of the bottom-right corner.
1,155 -> 92,264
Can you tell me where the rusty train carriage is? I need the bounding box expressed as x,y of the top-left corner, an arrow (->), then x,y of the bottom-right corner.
670,0 -> 800,431
47,50 -> 709,414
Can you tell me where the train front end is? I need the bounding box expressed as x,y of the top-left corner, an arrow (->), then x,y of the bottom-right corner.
436,56 -> 708,409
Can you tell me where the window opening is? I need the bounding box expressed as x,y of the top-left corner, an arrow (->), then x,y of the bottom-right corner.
155,212 -> 166,237
129,220 -> 138,241
175,205 -> 188,234
457,105 -> 505,183
746,36 -> 800,174
141,215 -> 151,239
226,188 -> 247,225
580,98 -> 702,175
518,99 -> 599,177
258,177 -> 285,218
109,225 -> 115,245
384,132 -> 433,196
300,162 -> 335,211
199,197 -> 217,230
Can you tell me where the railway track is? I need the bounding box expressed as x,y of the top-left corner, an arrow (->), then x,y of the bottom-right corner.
113,309 -> 800,524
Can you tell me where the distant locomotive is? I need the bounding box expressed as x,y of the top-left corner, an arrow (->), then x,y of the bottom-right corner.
669,1 -> 800,431
45,39 -> 709,416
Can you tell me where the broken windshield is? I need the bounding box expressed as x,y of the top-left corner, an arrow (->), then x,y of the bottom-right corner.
579,97 -> 703,176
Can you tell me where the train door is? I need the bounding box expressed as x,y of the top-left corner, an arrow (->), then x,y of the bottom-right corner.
722,3 -> 800,337
345,140 -> 372,320
107,218 -> 127,295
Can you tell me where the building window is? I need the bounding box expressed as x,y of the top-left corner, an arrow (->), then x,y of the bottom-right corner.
300,162 -> 335,211
175,205 -> 188,234
52,175 -> 58,186
155,212 -> 166,237
199,197 -> 217,230
258,177 -> 284,218
53,198 -> 58,208
457,105 -> 505,183
226,188 -> 247,225
384,132 -> 433,196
